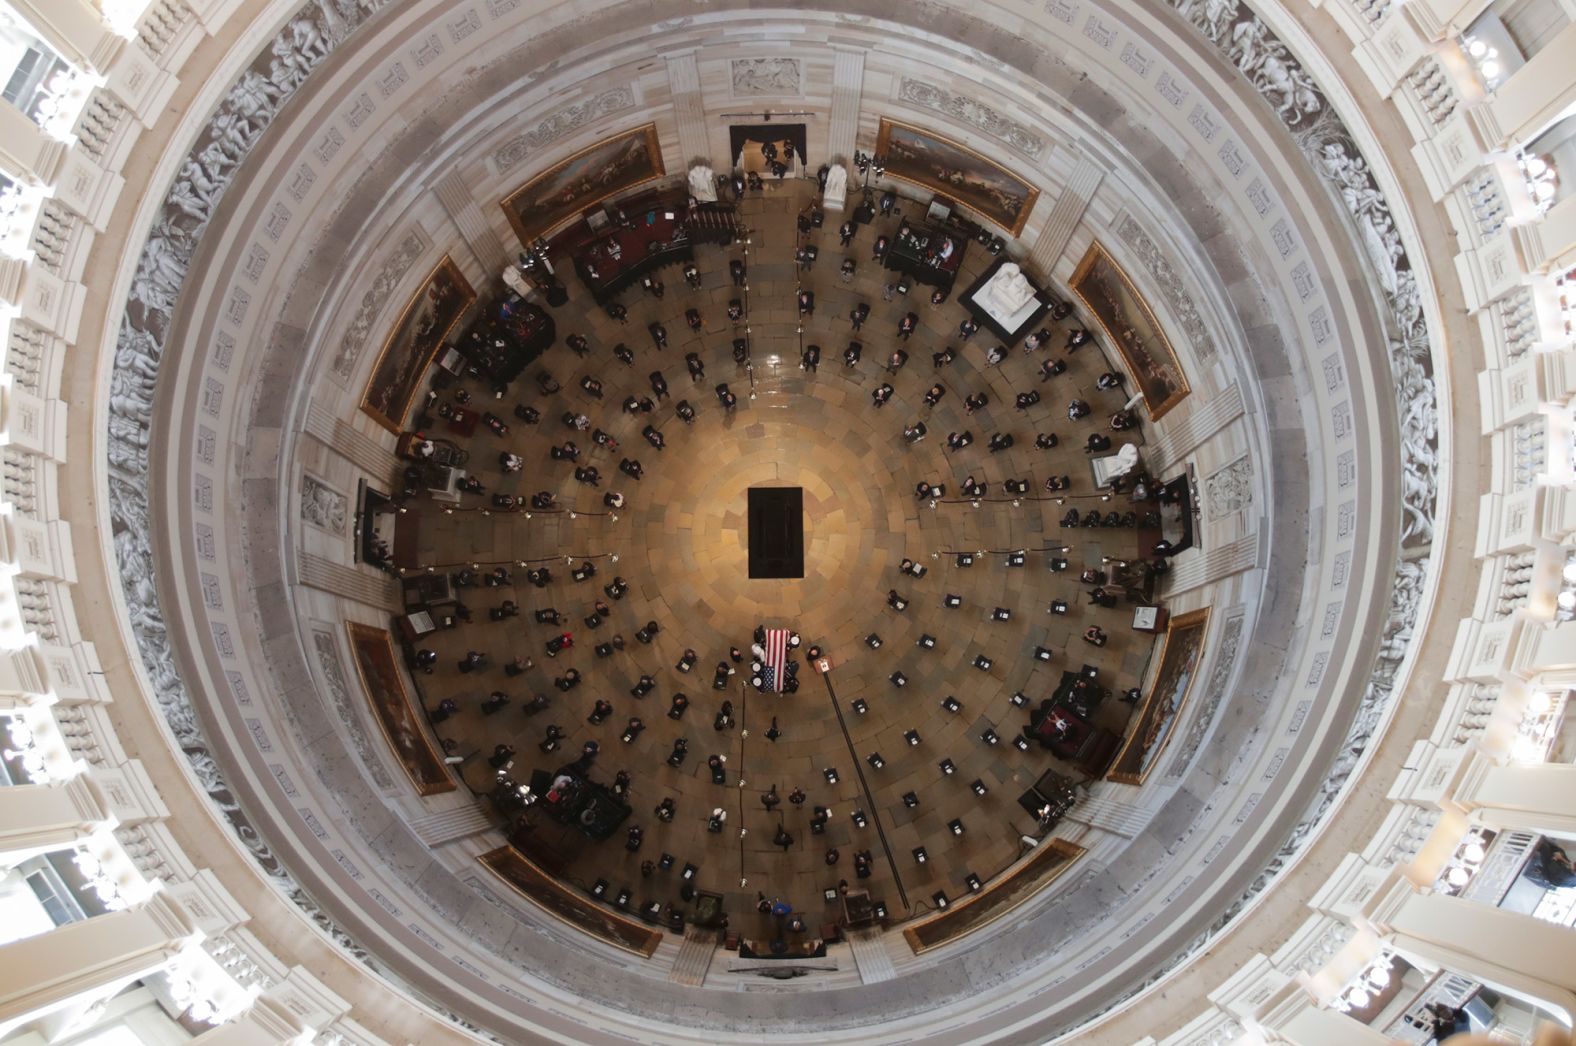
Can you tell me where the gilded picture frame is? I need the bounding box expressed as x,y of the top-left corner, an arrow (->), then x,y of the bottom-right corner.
500,123 -> 666,246
876,117 -> 1039,237
1070,241 -> 1191,420
359,255 -> 475,434
346,622 -> 455,796
480,846 -> 662,958
1107,607 -> 1211,785
902,839 -> 1085,954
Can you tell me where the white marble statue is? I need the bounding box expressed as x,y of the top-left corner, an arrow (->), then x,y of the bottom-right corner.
823,163 -> 848,211
983,262 -> 1037,313
1109,442 -> 1140,477
688,165 -> 717,203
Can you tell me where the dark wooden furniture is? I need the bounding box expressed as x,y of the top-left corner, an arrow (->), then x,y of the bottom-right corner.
884,218 -> 967,288
568,198 -> 739,304
460,300 -> 555,383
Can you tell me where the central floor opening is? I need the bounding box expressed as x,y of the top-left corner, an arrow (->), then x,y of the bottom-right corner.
747,486 -> 805,579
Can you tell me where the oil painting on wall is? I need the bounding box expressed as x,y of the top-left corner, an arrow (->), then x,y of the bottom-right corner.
876,118 -> 1039,236
1108,608 -> 1210,784
1071,241 -> 1191,420
480,846 -> 662,957
359,255 -> 474,434
346,622 -> 455,795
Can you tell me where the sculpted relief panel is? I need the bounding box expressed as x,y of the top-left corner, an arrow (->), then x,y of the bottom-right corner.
1114,214 -> 1217,361
897,78 -> 1048,162
731,57 -> 801,96
1204,456 -> 1253,517
300,473 -> 348,533
489,86 -> 638,177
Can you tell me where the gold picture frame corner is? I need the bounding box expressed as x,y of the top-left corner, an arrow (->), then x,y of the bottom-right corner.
1104,606 -> 1211,785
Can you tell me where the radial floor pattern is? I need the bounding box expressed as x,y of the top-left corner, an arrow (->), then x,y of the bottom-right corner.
402,180 -> 1161,943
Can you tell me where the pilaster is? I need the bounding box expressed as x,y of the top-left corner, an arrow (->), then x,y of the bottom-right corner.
1029,153 -> 1103,278
431,171 -> 507,272
664,52 -> 711,169
826,49 -> 865,168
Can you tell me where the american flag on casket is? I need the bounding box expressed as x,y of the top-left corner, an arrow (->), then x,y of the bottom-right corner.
760,628 -> 790,693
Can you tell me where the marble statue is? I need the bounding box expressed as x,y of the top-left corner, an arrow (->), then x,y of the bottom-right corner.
1108,443 -> 1140,477
501,264 -> 529,298
822,163 -> 847,211
688,165 -> 717,203
983,262 -> 1037,314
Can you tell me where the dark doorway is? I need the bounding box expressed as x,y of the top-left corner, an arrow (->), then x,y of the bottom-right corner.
729,123 -> 808,172
748,487 -> 805,579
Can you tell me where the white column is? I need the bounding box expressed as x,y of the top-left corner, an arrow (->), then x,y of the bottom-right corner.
1513,191 -> 1576,275
1467,22 -> 1576,151
0,776 -> 113,864
191,966 -> 351,1046
185,997 -> 304,1046
0,891 -> 201,1038
664,52 -> 710,169
1451,756 -> 1576,836
6,0 -> 122,76
0,103 -> 68,184
1252,981 -> 1397,1045
1029,153 -> 1103,278
826,49 -> 865,168
1362,874 -> 1576,1023
1404,0 -> 1493,40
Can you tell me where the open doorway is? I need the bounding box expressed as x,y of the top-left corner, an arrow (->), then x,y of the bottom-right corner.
729,123 -> 807,178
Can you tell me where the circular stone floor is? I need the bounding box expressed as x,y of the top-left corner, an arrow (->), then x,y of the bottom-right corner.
398,180 -> 1160,944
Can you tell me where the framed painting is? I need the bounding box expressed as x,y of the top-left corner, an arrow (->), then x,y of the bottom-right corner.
876,118 -> 1039,236
1107,607 -> 1211,785
359,256 -> 475,434
480,846 -> 662,957
902,839 -> 1084,954
346,622 -> 455,795
1070,241 -> 1191,420
501,124 -> 665,245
